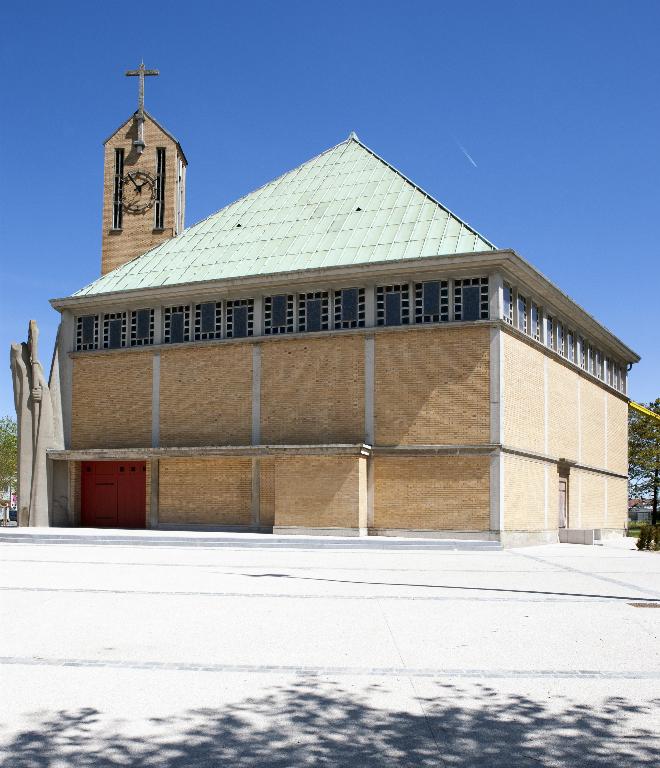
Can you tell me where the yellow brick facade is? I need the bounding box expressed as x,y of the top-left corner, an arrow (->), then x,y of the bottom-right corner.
66,324 -> 629,538
547,358 -> 579,462
160,344 -> 252,446
607,396 -> 628,476
259,459 -> 275,527
260,336 -> 364,444
102,115 -> 185,274
375,327 -> 490,446
607,476 -> 628,529
273,456 -> 364,530
373,456 -> 490,531
159,457 -> 252,525
502,333 -> 545,451
580,379 -> 606,469
503,454 -> 548,531
71,352 -> 152,449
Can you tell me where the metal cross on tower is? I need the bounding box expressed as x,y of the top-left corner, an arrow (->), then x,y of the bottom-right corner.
125,61 -> 159,154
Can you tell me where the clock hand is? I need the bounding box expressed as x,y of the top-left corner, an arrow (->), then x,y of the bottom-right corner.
127,173 -> 140,190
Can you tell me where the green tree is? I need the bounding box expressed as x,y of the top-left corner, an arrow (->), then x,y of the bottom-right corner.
629,399 -> 660,525
0,416 -> 18,497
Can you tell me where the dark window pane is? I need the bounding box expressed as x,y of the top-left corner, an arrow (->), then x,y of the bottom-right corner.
136,309 -> 151,340
170,312 -> 184,343
423,282 -> 440,315
200,302 -> 216,333
306,298 -> 322,331
108,318 -> 122,348
81,316 -> 95,345
271,295 -> 287,327
341,288 -> 358,322
233,306 -> 247,338
462,286 -> 480,321
384,292 -> 401,326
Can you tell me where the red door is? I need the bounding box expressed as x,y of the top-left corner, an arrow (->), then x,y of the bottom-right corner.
81,461 -> 146,528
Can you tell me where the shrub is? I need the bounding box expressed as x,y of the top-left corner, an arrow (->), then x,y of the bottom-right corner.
637,525 -> 660,551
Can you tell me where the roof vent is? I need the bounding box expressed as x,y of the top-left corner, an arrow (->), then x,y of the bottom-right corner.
236,223 -> 242,227
355,207 -> 362,212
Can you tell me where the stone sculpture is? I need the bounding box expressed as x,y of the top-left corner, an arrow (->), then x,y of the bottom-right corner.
10,320 -> 62,526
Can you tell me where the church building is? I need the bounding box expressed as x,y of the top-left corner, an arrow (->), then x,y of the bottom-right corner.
39,67 -> 638,545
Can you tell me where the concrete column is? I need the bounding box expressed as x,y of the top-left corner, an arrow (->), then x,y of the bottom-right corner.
489,452 -> 503,533
364,335 -> 375,444
512,287 -> 519,329
358,456 -> 368,536
488,273 -> 503,322
252,344 -> 261,445
149,459 -> 159,529
366,455 -> 375,531
153,306 -> 163,345
541,308 -> 549,347
253,296 -> 264,337
152,351 -> 160,448
364,284 -> 376,328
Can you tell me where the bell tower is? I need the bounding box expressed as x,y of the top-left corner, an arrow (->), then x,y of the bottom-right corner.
101,62 -> 187,275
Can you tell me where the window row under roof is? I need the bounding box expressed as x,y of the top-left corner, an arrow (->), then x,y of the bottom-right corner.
74,278 -> 489,350
503,284 -> 627,394
73,276 -> 626,395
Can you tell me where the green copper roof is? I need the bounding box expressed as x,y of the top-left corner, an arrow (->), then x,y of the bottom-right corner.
75,135 -> 495,297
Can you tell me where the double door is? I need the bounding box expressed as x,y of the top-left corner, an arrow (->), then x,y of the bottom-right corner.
81,461 -> 146,528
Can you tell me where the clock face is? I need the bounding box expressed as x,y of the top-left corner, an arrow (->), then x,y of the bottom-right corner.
122,170 -> 157,213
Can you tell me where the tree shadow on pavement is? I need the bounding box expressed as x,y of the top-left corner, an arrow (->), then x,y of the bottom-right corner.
1,679 -> 657,767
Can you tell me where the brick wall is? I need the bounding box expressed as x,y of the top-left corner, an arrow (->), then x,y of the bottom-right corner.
548,358 -> 579,462
607,396 -> 628,475
503,330 -> 628,478
159,457 -> 252,526
502,333 -> 545,451
273,456 -> 363,529
71,352 -> 152,448
259,458 -> 275,526
576,469 -> 606,529
160,344 -> 252,446
373,456 -> 490,530
375,327 -> 490,446
607,476 -> 628,529
102,114 -> 184,275
580,379 -> 606,468
503,454 -> 548,531
261,335 -> 364,444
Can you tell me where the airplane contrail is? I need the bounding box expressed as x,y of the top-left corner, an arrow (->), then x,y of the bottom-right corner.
455,139 -> 478,168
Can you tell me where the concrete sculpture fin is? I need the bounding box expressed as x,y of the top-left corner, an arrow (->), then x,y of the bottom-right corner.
9,320 -> 62,526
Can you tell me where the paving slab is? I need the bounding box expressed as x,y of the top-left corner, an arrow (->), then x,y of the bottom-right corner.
0,537 -> 658,766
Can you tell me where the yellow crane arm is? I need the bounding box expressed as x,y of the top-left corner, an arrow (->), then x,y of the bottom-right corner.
629,400 -> 660,423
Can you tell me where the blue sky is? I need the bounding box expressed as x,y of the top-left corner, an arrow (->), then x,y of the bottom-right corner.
1,0 -> 658,418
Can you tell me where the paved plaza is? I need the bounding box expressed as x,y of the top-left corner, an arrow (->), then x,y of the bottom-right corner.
0,531 -> 658,766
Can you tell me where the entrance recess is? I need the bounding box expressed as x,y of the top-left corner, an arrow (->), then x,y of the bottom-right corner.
558,477 -> 568,529
81,461 -> 146,528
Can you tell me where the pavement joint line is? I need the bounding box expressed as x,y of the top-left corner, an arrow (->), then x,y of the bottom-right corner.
511,549 -> 660,600
0,585 -> 655,604
1,656 -> 658,680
